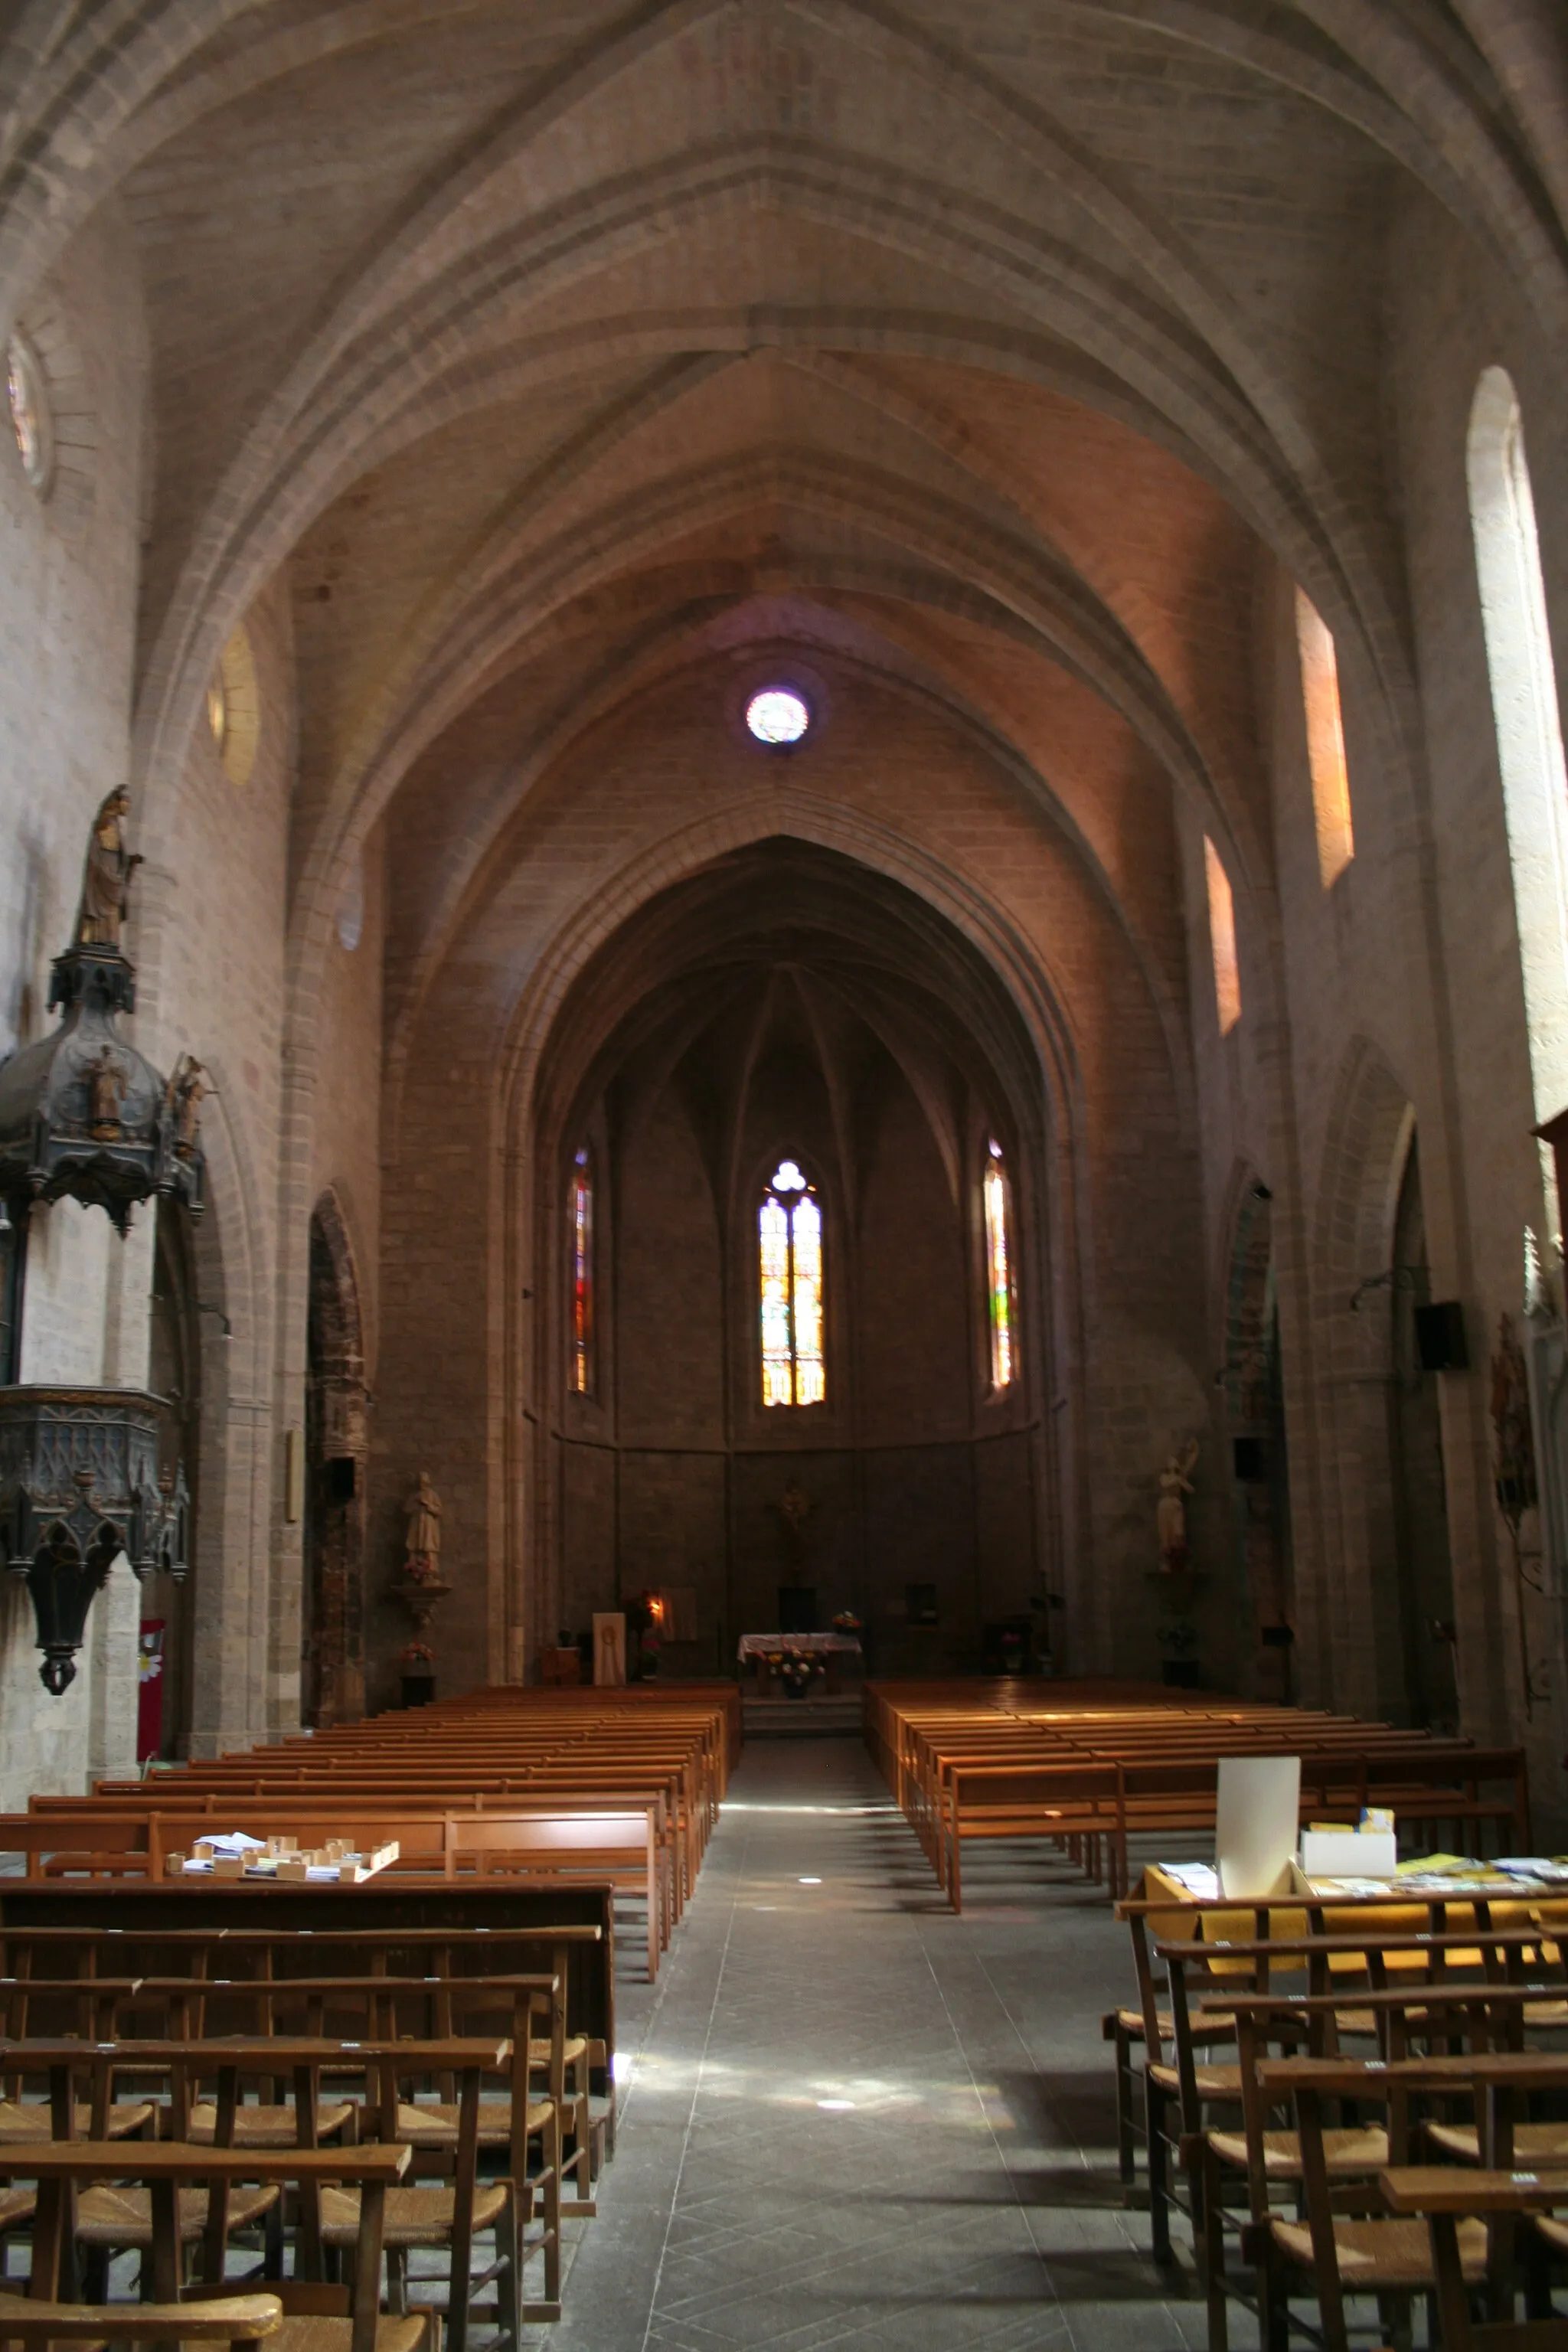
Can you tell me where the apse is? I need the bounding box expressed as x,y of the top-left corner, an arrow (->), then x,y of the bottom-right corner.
528,840 -> 1051,1679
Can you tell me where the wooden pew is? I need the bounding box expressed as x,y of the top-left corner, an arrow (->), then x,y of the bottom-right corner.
0,1805 -> 665,1981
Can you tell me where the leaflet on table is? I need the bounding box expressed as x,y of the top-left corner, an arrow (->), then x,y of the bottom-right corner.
1158,1862 -> 1220,1897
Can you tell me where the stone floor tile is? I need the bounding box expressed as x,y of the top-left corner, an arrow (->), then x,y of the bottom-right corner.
546,1736 -> 1199,2350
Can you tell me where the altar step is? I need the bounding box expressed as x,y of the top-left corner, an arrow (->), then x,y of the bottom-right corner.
743,1694 -> 864,1739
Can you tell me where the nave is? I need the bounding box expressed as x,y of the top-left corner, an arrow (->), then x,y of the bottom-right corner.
557,1736 -> 1180,2352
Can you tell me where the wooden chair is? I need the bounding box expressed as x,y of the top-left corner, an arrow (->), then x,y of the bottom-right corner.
0,2289 -> 283,2345
358,1980 -> 566,2324
0,2141 -> 425,2352
0,1979 -> 155,2148
1256,2054 -> 1568,2352
1189,1979 -> 1552,2351
1379,2168 -> 1568,2352
311,2038 -> 524,2350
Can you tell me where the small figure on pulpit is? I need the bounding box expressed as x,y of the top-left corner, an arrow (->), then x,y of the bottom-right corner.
1157,1439 -> 1199,1573
403,1470 -> 443,1581
87,1044 -> 126,1138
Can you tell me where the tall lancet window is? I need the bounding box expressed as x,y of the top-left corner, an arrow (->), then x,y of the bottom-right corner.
760,1159 -> 825,1407
983,1138 -> 1014,1390
570,1147 -> 594,1396
1468,367 -> 1568,1132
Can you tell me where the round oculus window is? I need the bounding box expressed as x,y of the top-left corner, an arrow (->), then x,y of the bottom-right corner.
745,686 -> 810,746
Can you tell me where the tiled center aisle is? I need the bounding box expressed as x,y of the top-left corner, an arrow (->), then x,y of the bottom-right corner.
550,1736 -> 1208,2352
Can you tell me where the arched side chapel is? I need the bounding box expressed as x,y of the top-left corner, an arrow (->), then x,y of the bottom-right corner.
0,0 -> 1560,1824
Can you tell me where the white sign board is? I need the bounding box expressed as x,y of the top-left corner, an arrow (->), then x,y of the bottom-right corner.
592,1612 -> 626,1687
1215,1754 -> 1301,1897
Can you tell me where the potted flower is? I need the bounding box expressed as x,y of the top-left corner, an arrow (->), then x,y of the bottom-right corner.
779,1653 -> 812,1698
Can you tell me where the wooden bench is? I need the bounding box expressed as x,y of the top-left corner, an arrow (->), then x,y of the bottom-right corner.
0,1803 -> 668,1977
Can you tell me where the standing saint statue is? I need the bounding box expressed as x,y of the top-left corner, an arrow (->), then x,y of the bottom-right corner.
74,788 -> 142,951
1157,1439 -> 1199,1573
165,1054 -> 209,1157
403,1470 -> 443,1579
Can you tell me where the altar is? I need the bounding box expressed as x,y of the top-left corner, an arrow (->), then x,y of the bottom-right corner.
737,1631 -> 864,1696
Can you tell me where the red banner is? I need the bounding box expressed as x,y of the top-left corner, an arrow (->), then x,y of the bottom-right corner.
137,1620 -> 165,1762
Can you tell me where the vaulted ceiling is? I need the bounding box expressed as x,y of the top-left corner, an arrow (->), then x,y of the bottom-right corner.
4,0 -> 1565,1022
535,839 -> 1043,1217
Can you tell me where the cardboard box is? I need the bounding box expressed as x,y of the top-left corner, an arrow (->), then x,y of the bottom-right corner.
1300,1828 -> 1398,1880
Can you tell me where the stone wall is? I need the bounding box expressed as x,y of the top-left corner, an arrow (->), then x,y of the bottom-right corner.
0,206 -> 149,1798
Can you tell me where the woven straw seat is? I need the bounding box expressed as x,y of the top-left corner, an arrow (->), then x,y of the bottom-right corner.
1207,2124 -> 1387,2177
1112,2007 -> 1233,2043
1270,2214 -> 1488,2285
270,2319 -> 429,2352
188,2102 -> 355,2147
1534,2216 -> 1568,2256
75,2184 -> 279,2248
394,2098 -> 550,2149
0,2102 -> 152,2144
1426,2118 -> 1568,2163
318,2184 -> 508,2249
1148,2062 -> 1241,2097
0,2187 -> 36,2229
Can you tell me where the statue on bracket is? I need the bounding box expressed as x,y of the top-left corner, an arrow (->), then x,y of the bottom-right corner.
165,1055 -> 209,1158
1156,1439 -> 1199,1574
74,788 -> 142,951
394,1470 -> 450,1644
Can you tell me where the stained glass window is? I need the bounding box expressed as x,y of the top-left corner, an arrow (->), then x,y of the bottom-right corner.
570,1148 -> 593,1396
760,1158 -> 825,1406
983,1139 -> 1014,1389
1295,590 -> 1354,887
746,687 -> 810,745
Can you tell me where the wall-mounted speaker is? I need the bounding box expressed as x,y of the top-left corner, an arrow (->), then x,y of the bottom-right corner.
1232,1436 -> 1264,1482
327,1455 -> 358,1504
1413,1300 -> 1468,1373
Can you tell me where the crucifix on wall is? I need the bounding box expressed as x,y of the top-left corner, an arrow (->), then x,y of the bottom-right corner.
776,1478 -> 812,1573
